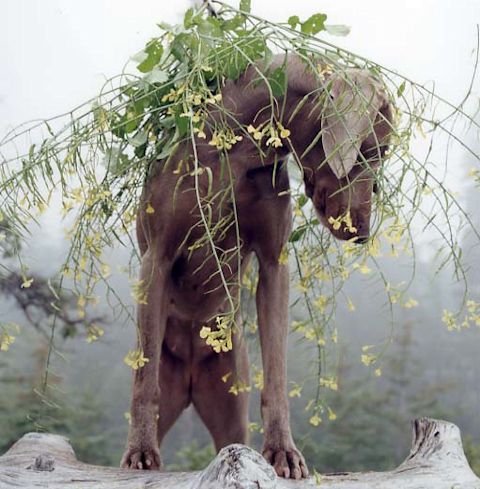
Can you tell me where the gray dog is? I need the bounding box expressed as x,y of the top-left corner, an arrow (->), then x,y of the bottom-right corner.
121,54 -> 392,479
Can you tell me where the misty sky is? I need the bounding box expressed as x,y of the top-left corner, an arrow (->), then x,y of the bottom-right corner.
1,0 -> 478,130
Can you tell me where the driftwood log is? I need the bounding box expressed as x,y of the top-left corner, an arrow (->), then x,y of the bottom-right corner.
0,418 -> 479,488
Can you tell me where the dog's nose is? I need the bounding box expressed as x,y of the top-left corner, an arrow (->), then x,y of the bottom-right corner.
353,220 -> 370,244
355,235 -> 369,244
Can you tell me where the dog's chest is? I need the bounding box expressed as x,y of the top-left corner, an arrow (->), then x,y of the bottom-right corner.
168,200 -> 254,320
159,161 -> 290,321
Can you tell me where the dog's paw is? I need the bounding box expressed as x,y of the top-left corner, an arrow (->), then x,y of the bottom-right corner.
120,446 -> 161,470
263,445 -> 309,479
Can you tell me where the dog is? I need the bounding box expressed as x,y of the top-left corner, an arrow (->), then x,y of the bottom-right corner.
120,54 -> 393,479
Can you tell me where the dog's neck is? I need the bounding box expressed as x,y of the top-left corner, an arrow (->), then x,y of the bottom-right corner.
219,54 -> 327,176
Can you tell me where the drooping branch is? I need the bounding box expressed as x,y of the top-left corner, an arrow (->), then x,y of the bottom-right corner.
0,418 -> 478,488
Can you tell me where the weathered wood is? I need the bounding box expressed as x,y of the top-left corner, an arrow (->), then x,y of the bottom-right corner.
0,418 -> 478,488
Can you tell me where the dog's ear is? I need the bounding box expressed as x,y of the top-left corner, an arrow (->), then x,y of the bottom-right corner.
321,70 -> 389,179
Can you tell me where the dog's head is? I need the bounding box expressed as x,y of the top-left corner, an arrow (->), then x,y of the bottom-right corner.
303,69 -> 393,242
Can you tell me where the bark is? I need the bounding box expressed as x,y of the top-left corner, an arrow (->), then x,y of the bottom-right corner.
0,418 -> 478,488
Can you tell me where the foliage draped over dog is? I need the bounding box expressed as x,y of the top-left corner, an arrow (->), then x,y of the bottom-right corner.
0,0 -> 479,423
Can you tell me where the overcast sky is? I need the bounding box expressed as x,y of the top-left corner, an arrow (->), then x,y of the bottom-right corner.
0,0 -> 478,131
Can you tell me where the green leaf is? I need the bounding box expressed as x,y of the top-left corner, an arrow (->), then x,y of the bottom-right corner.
289,225 -> 307,243
171,33 -> 197,62
397,81 -> 406,98
297,194 -> 308,208
174,110 -> 190,138
217,35 -> 266,80
198,18 -> 223,39
239,0 -> 251,13
137,40 -> 164,73
157,22 -> 172,31
184,7 -> 195,29
145,69 -> 168,84
102,147 -> 130,176
128,130 -> 148,148
287,16 -> 300,30
301,13 -> 328,35
263,47 -> 274,70
269,67 -> 286,97
222,14 -> 245,31
124,111 -> 139,134
325,24 -> 351,37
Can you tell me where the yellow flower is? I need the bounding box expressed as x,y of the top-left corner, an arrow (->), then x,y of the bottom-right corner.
314,268 -> 329,281
221,372 -> 232,383
209,129 -> 243,150
347,298 -> 356,312
361,354 -> 376,366
146,203 -> 155,214
229,380 -> 251,396
309,414 -> 322,426
353,262 -> 372,275
124,349 -> 149,370
131,279 -> 148,305
266,126 -> 282,147
317,63 -> 333,77
374,368 -> 382,377
20,277 -> 34,289
304,328 -> 316,340
278,246 -> 289,265
313,469 -> 323,485
79,256 -> 88,270
339,266 -> 350,280
100,263 -> 111,278
327,407 -> 337,421
467,300 -> 478,313
0,332 -> 15,351
343,211 -> 357,234
248,422 -> 263,433
288,385 -> 302,398
403,298 -> 419,309
199,326 -> 211,339
199,316 -> 234,353
319,377 -> 338,391
77,295 -> 87,308
331,329 -> 338,344
367,237 -> 382,257
328,215 -> 342,231
206,93 -> 222,104
314,295 -> 328,313
442,309 -> 457,331
86,324 -> 104,343
253,370 -> 264,390
277,122 -> 291,139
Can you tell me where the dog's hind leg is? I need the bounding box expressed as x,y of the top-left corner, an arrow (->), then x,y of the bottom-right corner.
157,341 -> 191,446
191,336 -> 250,451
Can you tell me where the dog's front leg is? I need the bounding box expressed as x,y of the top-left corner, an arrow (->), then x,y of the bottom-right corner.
256,259 -> 309,479
121,245 -> 169,470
